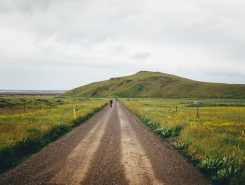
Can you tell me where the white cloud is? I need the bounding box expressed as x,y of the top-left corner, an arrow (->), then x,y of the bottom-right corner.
130,52 -> 151,61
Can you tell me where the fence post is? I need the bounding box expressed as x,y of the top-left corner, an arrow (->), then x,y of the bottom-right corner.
12,105 -> 15,115
196,106 -> 199,117
194,101 -> 199,117
23,104 -> 26,113
73,108 -> 76,119
237,115 -> 240,126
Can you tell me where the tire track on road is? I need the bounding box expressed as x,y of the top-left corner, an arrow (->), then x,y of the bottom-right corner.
47,108 -> 112,185
81,102 -> 128,185
118,103 -> 164,185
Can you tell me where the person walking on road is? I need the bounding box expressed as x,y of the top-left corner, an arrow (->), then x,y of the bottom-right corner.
110,99 -> 113,107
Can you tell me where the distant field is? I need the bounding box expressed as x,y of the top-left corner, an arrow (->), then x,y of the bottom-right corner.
0,92 -> 70,115
0,95 -> 67,115
0,90 -> 66,95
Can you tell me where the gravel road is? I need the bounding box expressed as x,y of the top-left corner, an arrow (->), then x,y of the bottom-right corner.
0,101 -> 211,185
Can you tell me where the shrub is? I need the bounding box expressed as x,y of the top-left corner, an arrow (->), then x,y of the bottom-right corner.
154,127 -> 172,138
171,141 -> 185,149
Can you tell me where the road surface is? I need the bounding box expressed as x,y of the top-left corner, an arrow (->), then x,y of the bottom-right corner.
0,101 -> 211,185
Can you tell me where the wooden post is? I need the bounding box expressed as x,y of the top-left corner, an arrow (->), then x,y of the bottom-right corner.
12,105 -> 15,115
176,106 -> 178,112
194,101 -> 199,117
23,104 -> 26,113
196,106 -> 199,117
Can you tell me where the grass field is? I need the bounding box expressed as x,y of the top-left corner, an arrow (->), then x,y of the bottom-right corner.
0,96 -> 108,174
1,95 -> 245,184
0,95 -> 76,114
63,71 -> 245,99
121,98 -> 245,185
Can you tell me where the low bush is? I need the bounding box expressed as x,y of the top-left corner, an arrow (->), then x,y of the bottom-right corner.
171,141 -> 185,149
154,127 -> 172,138
141,117 -> 173,138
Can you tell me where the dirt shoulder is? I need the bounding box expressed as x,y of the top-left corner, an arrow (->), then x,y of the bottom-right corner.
0,101 -> 211,185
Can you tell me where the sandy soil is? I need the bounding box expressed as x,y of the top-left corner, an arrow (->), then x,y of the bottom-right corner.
0,101 -> 211,185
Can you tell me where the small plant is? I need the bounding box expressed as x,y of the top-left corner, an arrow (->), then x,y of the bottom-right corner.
198,156 -> 225,172
141,117 -> 160,130
154,127 -> 172,138
171,141 -> 185,149
141,117 -> 150,123
154,127 -> 164,134
197,155 -> 245,184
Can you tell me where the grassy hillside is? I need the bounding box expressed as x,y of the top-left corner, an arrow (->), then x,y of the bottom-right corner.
61,71 -> 245,98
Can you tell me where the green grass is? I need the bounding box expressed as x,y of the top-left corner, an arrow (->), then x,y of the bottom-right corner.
0,97 -> 108,174
121,98 -> 245,185
61,71 -> 245,98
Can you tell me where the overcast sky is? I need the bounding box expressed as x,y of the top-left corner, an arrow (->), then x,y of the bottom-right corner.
1,0 -> 245,90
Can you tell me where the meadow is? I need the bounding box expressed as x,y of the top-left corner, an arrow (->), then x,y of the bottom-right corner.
1,95 -> 245,184
0,96 -> 108,174
121,98 -> 245,185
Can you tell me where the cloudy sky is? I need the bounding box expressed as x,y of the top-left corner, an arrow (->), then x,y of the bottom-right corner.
1,0 -> 245,90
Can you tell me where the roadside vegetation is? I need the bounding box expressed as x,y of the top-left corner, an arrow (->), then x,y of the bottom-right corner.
121,98 -> 245,185
0,96 -> 107,174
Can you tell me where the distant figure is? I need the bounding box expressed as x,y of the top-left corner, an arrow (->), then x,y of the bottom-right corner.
110,99 -> 113,107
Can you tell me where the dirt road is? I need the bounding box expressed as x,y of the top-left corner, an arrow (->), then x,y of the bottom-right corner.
0,101 -> 211,185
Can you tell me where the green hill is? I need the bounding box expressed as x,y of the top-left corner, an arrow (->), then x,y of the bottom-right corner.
62,71 -> 245,98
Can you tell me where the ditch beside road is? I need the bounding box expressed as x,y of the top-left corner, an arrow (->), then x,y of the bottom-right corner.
0,101 -> 211,185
